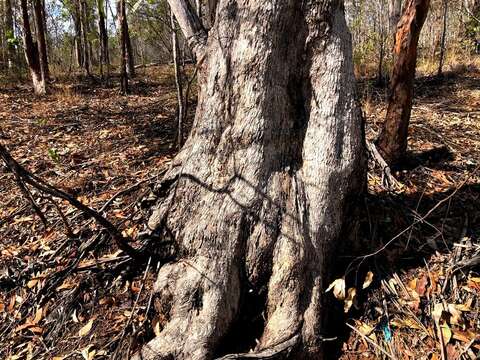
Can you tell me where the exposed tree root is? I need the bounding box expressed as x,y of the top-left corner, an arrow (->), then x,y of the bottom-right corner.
0,142 -> 143,260
216,334 -> 299,360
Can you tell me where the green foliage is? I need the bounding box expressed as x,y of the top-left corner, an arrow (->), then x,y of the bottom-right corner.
465,9 -> 480,52
5,30 -> 19,47
36,118 -> 48,126
48,148 -> 61,163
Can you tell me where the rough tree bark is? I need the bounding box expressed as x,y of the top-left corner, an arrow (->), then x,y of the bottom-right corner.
170,9 -> 184,149
376,0 -> 430,165
80,0 -> 90,75
20,0 -> 46,94
136,0 -> 365,359
207,0 -> 218,26
116,0 -> 134,77
4,0 -> 16,69
32,0 -> 49,81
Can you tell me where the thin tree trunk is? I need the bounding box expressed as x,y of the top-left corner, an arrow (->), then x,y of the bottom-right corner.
4,0 -> 16,69
32,0 -> 49,81
118,0 -> 128,93
376,0 -> 430,165
80,0 -> 90,76
73,9 -> 83,68
125,18 -> 135,77
438,0 -> 448,76
170,9 -> 184,149
20,0 -> 45,94
135,0 -> 365,359
1,0 -> 6,69
97,0 -> 109,79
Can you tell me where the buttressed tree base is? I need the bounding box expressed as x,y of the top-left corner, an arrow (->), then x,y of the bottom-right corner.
136,0 -> 366,358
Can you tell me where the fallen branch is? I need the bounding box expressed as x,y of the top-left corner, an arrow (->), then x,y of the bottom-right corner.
366,141 -> 401,191
0,142 -> 143,261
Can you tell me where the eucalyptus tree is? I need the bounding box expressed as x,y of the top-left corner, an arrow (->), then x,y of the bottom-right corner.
20,0 -> 46,94
136,0 -> 366,359
377,0 -> 430,164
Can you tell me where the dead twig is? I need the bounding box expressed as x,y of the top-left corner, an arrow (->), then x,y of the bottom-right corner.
346,163 -> 480,275
99,173 -> 160,213
366,141 -> 401,191
346,323 -> 396,360
215,334 -> 300,360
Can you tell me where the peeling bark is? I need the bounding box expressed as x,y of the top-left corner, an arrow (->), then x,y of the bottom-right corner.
376,0 -> 430,165
136,1 -> 365,359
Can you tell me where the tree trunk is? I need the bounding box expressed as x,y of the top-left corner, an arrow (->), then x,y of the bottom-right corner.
20,0 -> 46,94
170,9 -> 184,149
32,0 -> 49,81
136,0 -> 365,359
376,0 -> 430,165
4,0 -> 16,69
118,0 -> 128,93
117,0 -> 134,77
437,0 -> 447,76
97,0 -> 109,78
73,8 -> 83,68
80,0 -> 90,75
125,18 -> 135,77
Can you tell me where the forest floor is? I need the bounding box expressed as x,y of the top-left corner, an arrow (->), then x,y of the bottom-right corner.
0,65 -> 479,360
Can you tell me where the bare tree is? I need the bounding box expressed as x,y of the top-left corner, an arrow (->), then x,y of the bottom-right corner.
135,0 -> 365,359
377,0 -> 430,164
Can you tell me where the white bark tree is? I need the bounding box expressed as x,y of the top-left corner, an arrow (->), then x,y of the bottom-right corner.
136,0 -> 366,359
